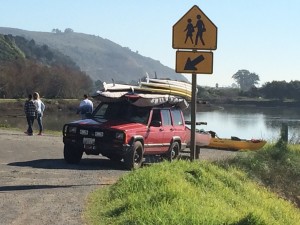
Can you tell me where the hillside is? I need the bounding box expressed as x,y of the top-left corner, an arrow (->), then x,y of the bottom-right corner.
0,34 -> 93,99
0,27 -> 187,84
0,34 -> 25,61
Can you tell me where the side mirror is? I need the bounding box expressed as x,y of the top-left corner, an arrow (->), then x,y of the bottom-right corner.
150,120 -> 161,127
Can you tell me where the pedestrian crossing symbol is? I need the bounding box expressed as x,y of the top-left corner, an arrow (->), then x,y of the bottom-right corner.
172,5 -> 217,50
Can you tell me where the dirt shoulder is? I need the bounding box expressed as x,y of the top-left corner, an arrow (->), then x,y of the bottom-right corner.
0,129 -> 127,225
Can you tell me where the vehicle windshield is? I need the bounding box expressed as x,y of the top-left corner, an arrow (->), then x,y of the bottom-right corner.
93,102 -> 151,124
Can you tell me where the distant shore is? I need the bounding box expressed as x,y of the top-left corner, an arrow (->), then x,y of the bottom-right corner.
1,98 -> 300,115
199,98 -> 300,108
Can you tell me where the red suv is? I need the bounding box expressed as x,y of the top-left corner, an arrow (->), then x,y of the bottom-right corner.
62,101 -> 189,169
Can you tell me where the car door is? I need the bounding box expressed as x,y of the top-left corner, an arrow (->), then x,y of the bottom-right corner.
143,108 -> 169,154
171,108 -> 188,148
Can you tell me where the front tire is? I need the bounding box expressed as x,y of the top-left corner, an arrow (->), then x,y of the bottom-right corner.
124,141 -> 144,170
64,144 -> 83,164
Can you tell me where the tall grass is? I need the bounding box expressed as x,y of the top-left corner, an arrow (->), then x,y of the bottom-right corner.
84,159 -> 300,225
220,142 -> 300,208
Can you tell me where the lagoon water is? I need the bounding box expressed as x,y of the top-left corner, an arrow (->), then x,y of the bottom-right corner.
191,106 -> 300,143
1,105 -> 299,143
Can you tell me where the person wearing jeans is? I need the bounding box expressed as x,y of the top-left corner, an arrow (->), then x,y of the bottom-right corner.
24,94 -> 36,136
33,92 -> 45,135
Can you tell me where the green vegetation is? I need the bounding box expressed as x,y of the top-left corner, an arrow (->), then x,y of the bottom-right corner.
221,142 -> 300,207
84,144 -> 300,225
232,69 -> 260,91
197,81 -> 300,106
0,34 -> 93,99
0,123 -> 10,128
0,34 -> 25,61
0,98 -> 80,111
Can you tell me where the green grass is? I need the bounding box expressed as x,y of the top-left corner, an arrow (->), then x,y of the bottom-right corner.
0,98 -> 22,103
84,157 -> 300,225
220,142 -> 300,208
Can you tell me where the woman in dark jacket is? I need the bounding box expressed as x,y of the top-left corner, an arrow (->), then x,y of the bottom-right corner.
24,94 -> 36,136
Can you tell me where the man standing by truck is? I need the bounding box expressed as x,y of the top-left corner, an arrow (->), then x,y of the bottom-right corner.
77,94 -> 93,119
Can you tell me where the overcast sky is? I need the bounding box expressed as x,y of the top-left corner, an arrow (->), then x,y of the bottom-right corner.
1,0 -> 299,87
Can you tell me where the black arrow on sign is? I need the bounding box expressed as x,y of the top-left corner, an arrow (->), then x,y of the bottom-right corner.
184,55 -> 205,70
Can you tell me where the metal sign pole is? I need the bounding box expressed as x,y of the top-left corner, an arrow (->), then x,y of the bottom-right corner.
190,73 -> 197,161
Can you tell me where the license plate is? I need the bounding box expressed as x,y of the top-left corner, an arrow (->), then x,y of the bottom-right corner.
83,138 -> 95,145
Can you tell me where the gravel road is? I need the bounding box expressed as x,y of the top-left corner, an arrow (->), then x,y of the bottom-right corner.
0,129 -> 237,225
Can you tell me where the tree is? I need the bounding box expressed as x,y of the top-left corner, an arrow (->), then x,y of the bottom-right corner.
232,69 -> 260,91
260,80 -> 300,100
51,28 -> 62,34
64,28 -> 74,33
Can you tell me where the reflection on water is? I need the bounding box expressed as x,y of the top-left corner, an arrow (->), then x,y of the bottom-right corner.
188,106 -> 300,142
1,106 -> 299,142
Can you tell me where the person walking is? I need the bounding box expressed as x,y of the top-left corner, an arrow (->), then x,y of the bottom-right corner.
77,94 -> 93,119
184,18 -> 194,44
33,92 -> 45,135
194,14 -> 206,46
24,94 -> 36,136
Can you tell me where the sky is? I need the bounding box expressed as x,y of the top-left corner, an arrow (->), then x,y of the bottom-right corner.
1,0 -> 300,87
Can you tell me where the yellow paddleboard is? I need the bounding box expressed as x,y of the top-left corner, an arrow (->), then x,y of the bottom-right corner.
134,87 -> 191,101
148,79 -> 192,89
140,82 -> 191,96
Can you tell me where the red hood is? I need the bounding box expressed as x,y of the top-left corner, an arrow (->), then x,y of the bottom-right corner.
69,118 -> 146,131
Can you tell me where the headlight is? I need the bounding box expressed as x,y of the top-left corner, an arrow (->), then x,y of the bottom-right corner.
80,129 -> 89,135
95,131 -> 104,137
68,126 -> 77,134
115,132 -> 125,140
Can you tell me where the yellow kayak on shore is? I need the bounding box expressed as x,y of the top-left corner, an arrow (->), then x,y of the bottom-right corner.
207,136 -> 267,151
204,131 -> 267,151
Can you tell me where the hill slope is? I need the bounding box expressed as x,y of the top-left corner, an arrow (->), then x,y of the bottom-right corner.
0,27 -> 187,84
0,34 -> 25,61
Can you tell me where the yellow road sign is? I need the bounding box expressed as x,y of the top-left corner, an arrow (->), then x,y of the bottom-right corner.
176,51 -> 213,74
173,5 -> 217,50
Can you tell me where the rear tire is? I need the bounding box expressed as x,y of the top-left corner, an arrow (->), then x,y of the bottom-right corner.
64,144 -> 83,164
166,141 -> 180,161
124,141 -> 144,170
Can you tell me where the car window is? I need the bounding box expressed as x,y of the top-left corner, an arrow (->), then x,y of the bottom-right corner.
161,109 -> 172,126
93,102 -> 150,124
151,109 -> 161,122
171,109 -> 183,125
93,103 -> 127,119
127,106 -> 150,124
93,103 -> 109,118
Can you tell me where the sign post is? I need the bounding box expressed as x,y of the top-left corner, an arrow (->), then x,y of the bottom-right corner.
172,5 -> 217,160
190,72 -> 197,160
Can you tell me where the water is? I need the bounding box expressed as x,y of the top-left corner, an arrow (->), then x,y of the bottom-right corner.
191,106 -> 300,142
0,111 -> 79,133
1,105 -> 299,142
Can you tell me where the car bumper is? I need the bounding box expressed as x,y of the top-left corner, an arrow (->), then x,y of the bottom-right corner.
63,136 -> 131,155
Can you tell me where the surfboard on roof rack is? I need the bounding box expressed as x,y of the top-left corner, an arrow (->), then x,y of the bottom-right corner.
140,81 -> 191,97
96,78 -> 193,103
102,82 -> 137,92
148,78 -> 192,89
92,91 -> 189,110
